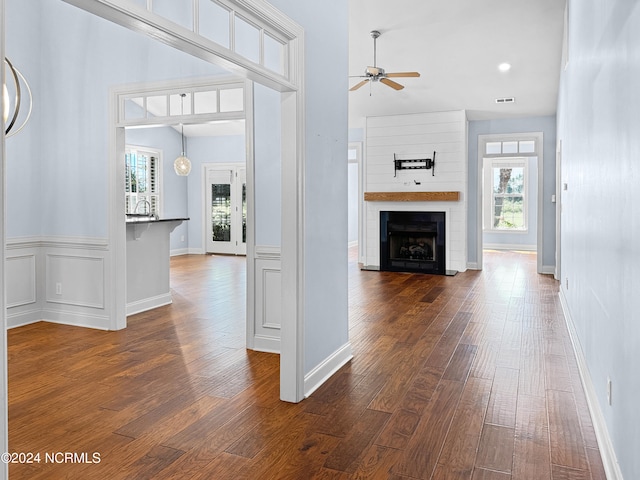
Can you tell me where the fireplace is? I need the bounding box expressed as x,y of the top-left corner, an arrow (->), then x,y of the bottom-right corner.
380,211 -> 446,274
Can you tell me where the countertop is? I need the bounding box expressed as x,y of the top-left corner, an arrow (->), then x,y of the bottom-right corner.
126,216 -> 190,224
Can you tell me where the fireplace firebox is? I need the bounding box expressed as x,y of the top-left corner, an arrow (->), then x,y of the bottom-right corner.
380,211 -> 446,274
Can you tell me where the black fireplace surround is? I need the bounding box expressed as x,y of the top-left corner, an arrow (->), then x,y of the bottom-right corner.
380,211 -> 446,275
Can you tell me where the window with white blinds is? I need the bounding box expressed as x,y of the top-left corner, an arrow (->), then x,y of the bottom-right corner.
125,146 -> 161,215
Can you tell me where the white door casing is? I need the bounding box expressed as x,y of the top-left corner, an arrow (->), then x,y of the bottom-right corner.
68,0 -> 306,405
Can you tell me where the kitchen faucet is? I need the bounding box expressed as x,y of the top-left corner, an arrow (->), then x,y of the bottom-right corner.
133,199 -> 158,220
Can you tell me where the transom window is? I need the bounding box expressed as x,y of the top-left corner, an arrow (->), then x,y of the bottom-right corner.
123,84 -> 245,123
121,0 -> 288,77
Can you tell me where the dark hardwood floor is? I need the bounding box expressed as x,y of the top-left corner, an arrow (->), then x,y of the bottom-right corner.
7,249 -> 606,479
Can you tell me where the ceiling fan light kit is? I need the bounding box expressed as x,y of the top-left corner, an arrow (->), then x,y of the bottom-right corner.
350,30 -> 420,92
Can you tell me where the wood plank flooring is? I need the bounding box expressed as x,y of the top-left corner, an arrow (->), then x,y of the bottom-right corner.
7,249 -> 607,479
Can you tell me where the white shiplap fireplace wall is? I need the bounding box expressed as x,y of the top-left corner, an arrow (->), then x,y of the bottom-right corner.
363,111 -> 468,272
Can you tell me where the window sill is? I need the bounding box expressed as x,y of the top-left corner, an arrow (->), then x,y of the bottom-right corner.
483,228 -> 529,235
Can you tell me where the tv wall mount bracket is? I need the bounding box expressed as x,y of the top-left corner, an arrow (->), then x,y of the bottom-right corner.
394,151 -> 436,177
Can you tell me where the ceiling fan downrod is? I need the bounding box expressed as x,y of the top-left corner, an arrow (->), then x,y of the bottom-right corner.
371,30 -> 380,68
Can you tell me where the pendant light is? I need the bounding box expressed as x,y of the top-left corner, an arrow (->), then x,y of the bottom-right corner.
4,57 -> 33,137
174,93 -> 192,176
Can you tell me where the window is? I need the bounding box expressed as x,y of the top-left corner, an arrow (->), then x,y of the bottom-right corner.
483,158 -> 527,231
125,146 -> 161,215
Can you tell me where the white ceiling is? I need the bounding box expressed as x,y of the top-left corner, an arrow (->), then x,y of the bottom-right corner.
348,0 -> 567,128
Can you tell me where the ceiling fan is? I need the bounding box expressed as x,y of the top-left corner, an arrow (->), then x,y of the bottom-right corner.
350,30 -> 420,92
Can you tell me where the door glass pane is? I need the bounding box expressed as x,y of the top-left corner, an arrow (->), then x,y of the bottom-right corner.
242,183 -> 247,243
211,184 -> 231,242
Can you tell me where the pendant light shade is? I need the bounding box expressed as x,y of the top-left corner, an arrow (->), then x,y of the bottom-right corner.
174,93 -> 191,176
4,57 -> 33,137
174,154 -> 191,176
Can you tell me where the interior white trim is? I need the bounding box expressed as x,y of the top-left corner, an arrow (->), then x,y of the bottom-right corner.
94,0 -> 306,402
304,342 -> 353,398
6,309 -> 42,330
483,243 -> 536,251
126,292 -> 172,316
8,235 -> 109,250
559,289 -> 623,480
348,141 -> 364,263
541,265 -> 556,275
40,309 -> 111,331
476,132 -> 544,273
0,5 -> 8,473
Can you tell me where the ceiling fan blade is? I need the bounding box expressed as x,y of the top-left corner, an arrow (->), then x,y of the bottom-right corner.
385,72 -> 420,78
350,79 -> 369,91
380,78 -> 404,90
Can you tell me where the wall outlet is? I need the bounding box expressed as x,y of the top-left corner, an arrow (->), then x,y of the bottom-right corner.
565,277 -> 569,290
607,377 -> 612,405
55,282 -> 62,295
181,235 -> 185,242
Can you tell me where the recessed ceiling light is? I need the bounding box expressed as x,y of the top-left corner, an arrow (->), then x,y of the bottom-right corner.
498,62 -> 512,72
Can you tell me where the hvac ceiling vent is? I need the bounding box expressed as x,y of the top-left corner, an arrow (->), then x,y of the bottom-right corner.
495,97 -> 515,104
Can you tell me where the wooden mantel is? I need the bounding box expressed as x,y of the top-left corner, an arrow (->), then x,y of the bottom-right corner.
364,191 -> 460,202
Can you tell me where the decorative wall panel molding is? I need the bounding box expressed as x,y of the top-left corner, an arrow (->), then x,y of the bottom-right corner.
252,245 -> 282,353
6,254 -> 37,308
45,254 -> 105,309
6,237 -> 111,330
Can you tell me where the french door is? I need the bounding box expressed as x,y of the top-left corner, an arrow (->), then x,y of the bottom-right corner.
205,164 -> 247,255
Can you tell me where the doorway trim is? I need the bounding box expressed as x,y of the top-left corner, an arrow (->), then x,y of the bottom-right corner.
477,132 -> 544,273
0,0 -> 7,473
67,0 -> 306,403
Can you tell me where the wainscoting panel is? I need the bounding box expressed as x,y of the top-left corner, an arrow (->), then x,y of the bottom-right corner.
6,237 -> 111,330
252,246 -> 281,353
45,254 -> 105,309
6,254 -> 37,308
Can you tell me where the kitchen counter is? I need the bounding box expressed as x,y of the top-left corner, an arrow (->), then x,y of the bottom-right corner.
126,217 -> 189,315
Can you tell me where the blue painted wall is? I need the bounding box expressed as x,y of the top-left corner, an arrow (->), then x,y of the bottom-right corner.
557,1 -> 640,477
468,116 -> 557,267
6,0 -> 225,239
266,0 -> 350,375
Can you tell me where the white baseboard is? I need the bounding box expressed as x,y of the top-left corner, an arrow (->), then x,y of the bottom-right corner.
304,342 -> 353,398
558,289 -> 623,480
251,335 -> 281,354
170,248 -> 189,257
41,309 -> 111,330
541,265 -> 556,275
7,309 -> 42,329
126,293 -> 172,316
467,262 -> 480,270
187,247 -> 205,255
348,240 -> 358,249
